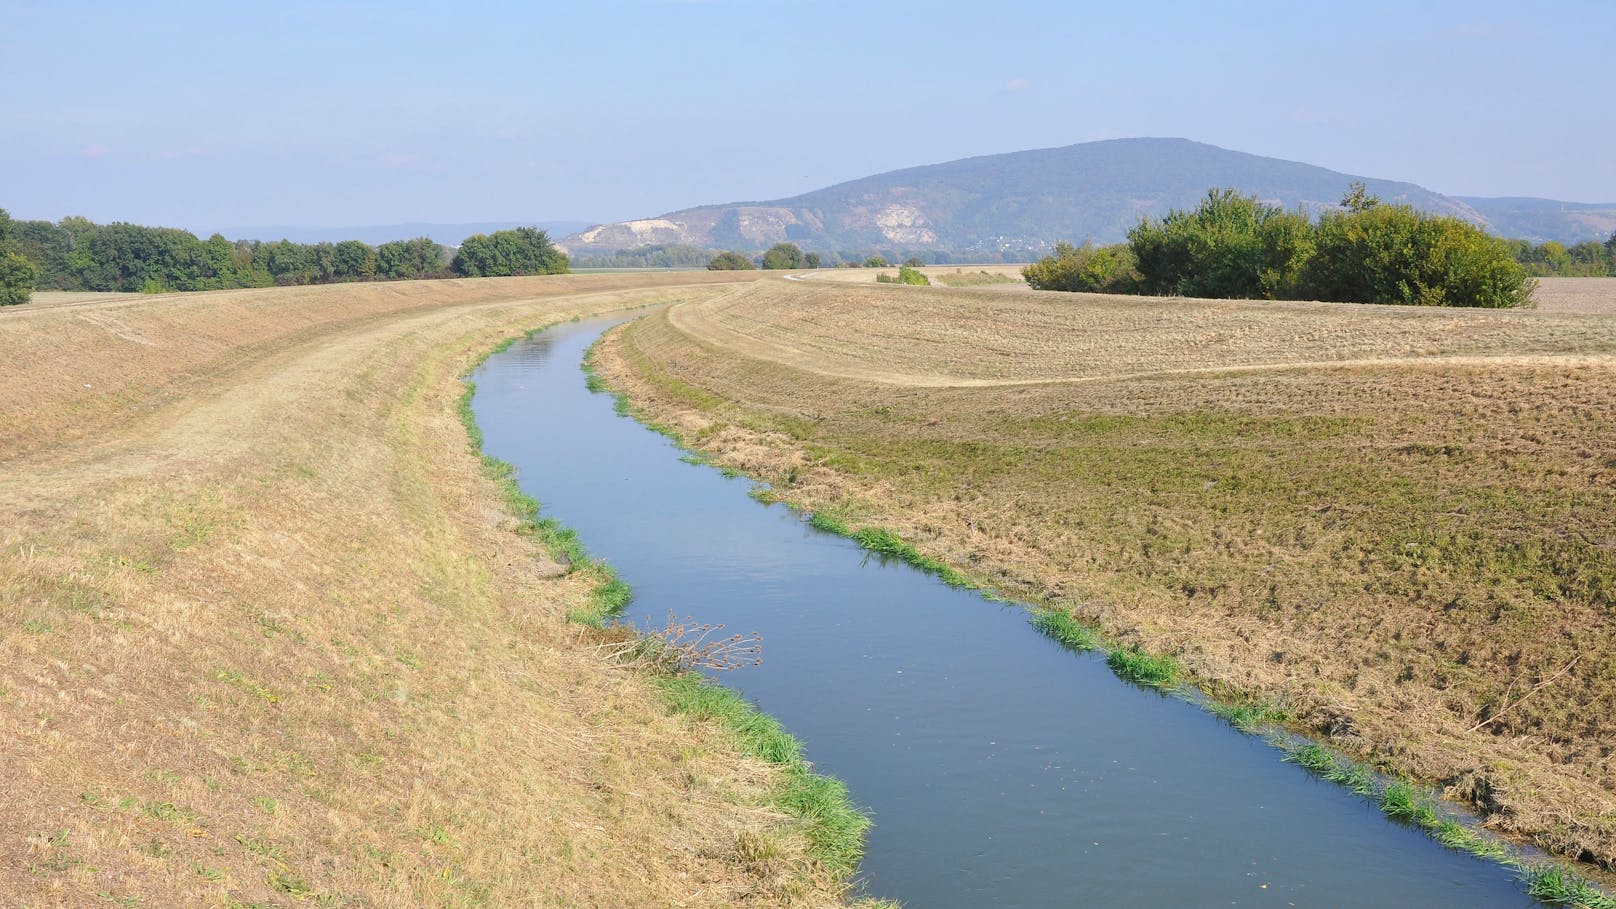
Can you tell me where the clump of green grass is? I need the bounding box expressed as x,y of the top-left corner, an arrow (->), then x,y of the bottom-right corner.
1284,742 -> 1337,775
849,527 -> 970,587
1522,865 -> 1616,908
808,512 -> 850,536
1209,699 -> 1289,733
805,513 -> 971,586
1380,778 -> 1441,829
1433,819 -> 1509,860
1283,742 -> 1376,795
1030,610 -> 1094,652
652,672 -> 868,875
1106,646 -> 1179,687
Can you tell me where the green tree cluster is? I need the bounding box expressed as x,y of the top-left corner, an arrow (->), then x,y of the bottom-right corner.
1029,185 -> 1535,308
8,216 -> 454,292
0,208 -> 39,305
1303,190 -> 1533,307
1022,241 -> 1139,293
1507,235 -> 1616,277
450,227 -> 568,277
877,265 -> 930,286
572,243 -> 713,269
761,242 -> 806,270
707,251 -> 756,270
1129,188 -> 1315,299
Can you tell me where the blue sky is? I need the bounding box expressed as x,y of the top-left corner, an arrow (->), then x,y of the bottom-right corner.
3,0 -> 1613,232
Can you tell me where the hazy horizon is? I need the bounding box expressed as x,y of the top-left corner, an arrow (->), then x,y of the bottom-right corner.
4,0 -> 1614,233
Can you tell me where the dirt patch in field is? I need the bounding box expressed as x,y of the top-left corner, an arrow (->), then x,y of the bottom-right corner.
600,279 -> 1616,871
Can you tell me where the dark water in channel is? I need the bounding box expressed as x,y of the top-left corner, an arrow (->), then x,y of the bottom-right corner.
471,315 -> 1534,908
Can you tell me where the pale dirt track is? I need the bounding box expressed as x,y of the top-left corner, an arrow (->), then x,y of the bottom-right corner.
0,273 -> 853,908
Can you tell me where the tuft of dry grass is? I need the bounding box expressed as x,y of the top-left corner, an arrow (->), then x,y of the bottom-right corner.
0,272 -> 864,907
598,277 -> 1616,874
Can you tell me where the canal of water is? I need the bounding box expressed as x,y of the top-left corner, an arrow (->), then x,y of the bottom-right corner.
471,314 -> 1536,908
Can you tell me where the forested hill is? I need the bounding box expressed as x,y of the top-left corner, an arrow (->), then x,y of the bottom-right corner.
562,138 -> 1614,256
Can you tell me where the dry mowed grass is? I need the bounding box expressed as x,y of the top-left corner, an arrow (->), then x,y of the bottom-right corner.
601,278 -> 1616,870
1534,277 -> 1616,315
806,265 -> 1026,288
0,273 -> 853,908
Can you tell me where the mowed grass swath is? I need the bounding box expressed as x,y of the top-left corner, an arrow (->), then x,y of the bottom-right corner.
595,276 -> 1616,873
0,272 -> 875,907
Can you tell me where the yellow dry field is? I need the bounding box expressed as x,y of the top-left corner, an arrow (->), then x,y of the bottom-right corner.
804,265 -> 1026,288
1534,277 -> 1616,315
0,273 -> 853,908
600,277 -> 1616,869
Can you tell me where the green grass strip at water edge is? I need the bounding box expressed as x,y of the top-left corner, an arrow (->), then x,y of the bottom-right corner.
1278,739 -> 1616,903
1524,866 -> 1616,909
1105,646 -> 1180,688
1207,699 -> 1291,734
652,672 -> 870,876
457,378 -> 631,628
1029,610 -> 1096,652
800,508 -> 971,589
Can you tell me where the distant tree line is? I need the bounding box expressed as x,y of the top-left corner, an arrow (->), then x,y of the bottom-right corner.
1507,235 -> 1616,277
450,227 -> 567,277
706,243 -> 824,270
0,217 -> 567,299
571,244 -> 714,269
1025,185 -> 1537,308
705,244 -> 941,271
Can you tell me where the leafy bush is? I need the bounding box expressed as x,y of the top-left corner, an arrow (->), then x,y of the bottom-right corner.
1037,185 -> 1536,308
1305,193 -> 1534,308
761,242 -> 806,270
1129,189 -> 1313,299
877,265 -> 930,285
1509,237 -> 1615,276
0,251 -> 36,305
451,227 -> 568,277
0,208 -> 37,304
377,237 -> 450,280
1022,241 -> 1139,293
707,250 -> 756,270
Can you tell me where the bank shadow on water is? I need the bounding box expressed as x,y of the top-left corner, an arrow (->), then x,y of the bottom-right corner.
471,314 -> 1551,909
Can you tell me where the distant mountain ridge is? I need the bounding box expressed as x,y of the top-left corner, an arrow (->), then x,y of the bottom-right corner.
218,220 -> 593,247
560,139 -> 1615,255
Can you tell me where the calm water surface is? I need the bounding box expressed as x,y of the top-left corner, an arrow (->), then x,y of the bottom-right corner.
471,315 -> 1534,908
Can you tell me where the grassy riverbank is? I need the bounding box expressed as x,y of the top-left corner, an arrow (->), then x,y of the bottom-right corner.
0,273 -> 868,906
595,277 -> 1616,878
